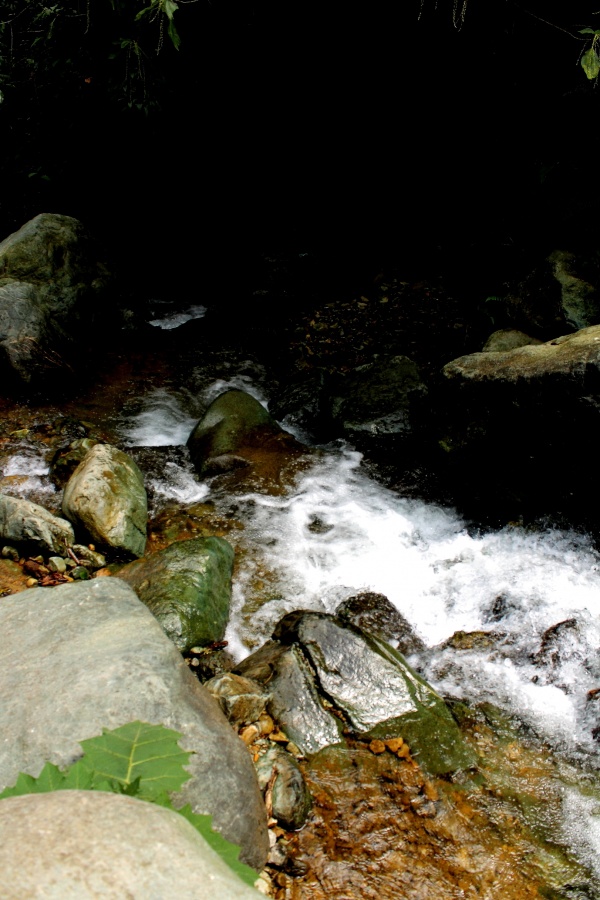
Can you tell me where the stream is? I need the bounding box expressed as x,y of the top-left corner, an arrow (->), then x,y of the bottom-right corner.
2,302 -> 600,889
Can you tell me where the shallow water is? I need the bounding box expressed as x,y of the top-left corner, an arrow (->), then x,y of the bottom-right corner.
3,326 -> 600,887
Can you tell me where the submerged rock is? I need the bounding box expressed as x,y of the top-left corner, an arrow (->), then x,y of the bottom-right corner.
115,537 -> 234,651
0,578 -> 269,869
0,791 -> 263,899
0,493 -> 74,554
0,214 -> 111,390
62,443 -> 147,558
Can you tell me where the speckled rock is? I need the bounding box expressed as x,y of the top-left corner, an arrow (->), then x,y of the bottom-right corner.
0,791 -> 263,899
62,443 -> 147,558
0,578 -> 269,869
0,493 -> 74,553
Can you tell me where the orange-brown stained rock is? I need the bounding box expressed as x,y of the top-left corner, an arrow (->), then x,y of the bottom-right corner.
282,740 -> 577,900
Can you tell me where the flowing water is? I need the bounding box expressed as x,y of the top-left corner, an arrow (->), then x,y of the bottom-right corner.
3,307 -> 600,888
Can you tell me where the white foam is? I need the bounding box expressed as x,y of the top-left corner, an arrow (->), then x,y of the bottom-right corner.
120,389 -> 199,447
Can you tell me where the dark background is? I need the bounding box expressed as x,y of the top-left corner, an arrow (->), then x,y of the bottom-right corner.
1,0 -> 598,303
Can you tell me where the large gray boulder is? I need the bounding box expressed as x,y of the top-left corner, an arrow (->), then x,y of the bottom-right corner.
0,578 -> 269,869
0,791 -> 263,899
115,536 -> 234,651
0,213 -> 110,388
0,493 -> 74,553
62,443 -> 147,558
238,612 -> 476,775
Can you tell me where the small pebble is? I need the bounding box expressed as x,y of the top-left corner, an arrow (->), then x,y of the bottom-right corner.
26,578 -> 38,587
240,725 -> 259,745
385,738 -> 404,754
1,546 -> 19,561
47,557 -> 67,574
71,566 -> 90,581
369,739 -> 386,755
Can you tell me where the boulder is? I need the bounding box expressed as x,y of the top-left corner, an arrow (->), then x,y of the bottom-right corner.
0,791 -> 262,899
187,390 -> 311,493
0,578 -> 269,869
238,612 -> 475,775
62,443 -> 147,558
115,536 -> 234,651
237,640 -> 344,756
0,214 -> 110,389
0,493 -> 74,553
336,591 -> 426,657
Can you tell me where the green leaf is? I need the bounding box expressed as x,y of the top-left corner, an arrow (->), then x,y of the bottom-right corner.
78,721 -> 192,799
0,763 -> 64,798
579,28 -> 600,35
162,0 -> 178,21
61,759 -> 94,790
167,17 -> 181,50
176,804 -> 258,887
581,47 -> 600,80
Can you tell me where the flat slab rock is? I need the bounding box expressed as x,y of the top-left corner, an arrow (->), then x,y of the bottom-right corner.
0,791 -> 262,899
0,578 -> 268,869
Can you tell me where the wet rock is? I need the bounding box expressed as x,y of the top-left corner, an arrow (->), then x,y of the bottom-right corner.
205,673 -> 270,727
255,745 -> 312,831
336,591 -> 426,656
278,612 -> 475,774
0,791 -> 263,899
482,329 -> 542,353
269,370 -> 329,441
240,613 -> 475,775
440,630 -> 506,652
0,214 -> 111,390
325,355 -> 428,450
236,640 -> 344,756
62,443 -> 147,558
187,390 -> 311,494
0,578 -> 269,869
47,556 -> 67,573
115,537 -> 234,652
0,493 -> 74,554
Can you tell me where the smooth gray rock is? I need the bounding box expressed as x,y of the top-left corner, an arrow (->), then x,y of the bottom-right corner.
0,214 -> 110,388
0,791 -> 263,899
271,612 -> 476,775
236,641 -> 344,756
0,578 -> 269,869
0,493 -> 74,553
115,537 -> 234,651
62,443 -> 147,558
